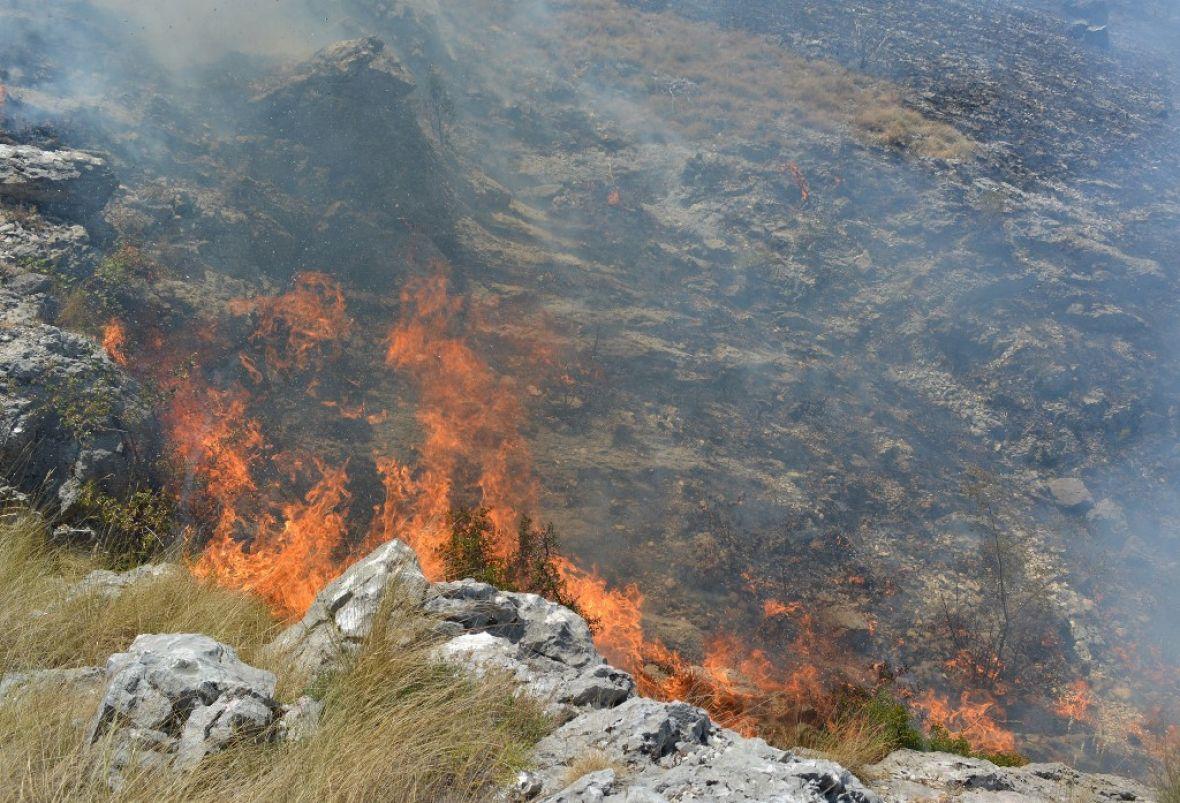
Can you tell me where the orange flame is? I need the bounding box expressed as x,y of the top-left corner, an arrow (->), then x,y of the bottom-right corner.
371,271 -> 537,576
230,271 -> 353,375
912,690 -> 1018,754
102,318 -> 129,366
1053,678 -> 1094,725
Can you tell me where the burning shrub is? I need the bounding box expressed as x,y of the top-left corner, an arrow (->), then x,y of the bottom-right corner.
925,724 -> 1028,767
438,506 -> 589,621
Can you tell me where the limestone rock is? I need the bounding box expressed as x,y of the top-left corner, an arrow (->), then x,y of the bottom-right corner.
428,580 -> 635,716
277,695 -> 324,742
531,697 -> 878,802
865,749 -> 1155,802
269,539 -> 429,675
0,320 -> 160,522
0,144 -> 117,218
86,633 -> 279,780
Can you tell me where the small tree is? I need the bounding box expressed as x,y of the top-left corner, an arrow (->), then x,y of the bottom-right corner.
937,467 -> 1057,689
426,68 -> 455,149
439,507 -> 503,586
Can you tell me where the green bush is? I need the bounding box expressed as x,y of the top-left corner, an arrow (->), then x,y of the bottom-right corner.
77,484 -> 176,567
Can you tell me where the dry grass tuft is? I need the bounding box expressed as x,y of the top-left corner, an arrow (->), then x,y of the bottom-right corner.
0,513 -> 554,802
561,749 -> 627,786
1158,738 -> 1180,803
0,514 -> 279,675
804,712 -> 898,780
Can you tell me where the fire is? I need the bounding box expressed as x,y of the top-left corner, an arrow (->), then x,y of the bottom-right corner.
912,690 -> 1018,754
102,318 -> 129,366
1053,678 -> 1094,725
231,271 -> 353,375
372,271 -> 537,577
124,263 -> 874,747
783,161 -> 810,204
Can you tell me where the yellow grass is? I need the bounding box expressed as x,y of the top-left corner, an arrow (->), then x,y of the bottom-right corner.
498,0 -> 976,160
0,512 -> 553,802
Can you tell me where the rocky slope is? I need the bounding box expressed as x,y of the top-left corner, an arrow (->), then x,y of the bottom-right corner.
1,0 -> 1178,779
3,540 -> 1155,801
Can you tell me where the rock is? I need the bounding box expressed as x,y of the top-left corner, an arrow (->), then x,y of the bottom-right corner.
0,144 -> 117,219
427,580 -> 635,716
0,321 -> 160,522
530,697 -> 878,802
277,695 -> 324,742
86,633 -> 279,780
865,749 -> 1155,802
268,539 -> 429,676
1047,477 -> 1094,512
509,770 -> 544,801
50,523 -> 98,547
69,563 -> 179,599
0,665 -> 105,702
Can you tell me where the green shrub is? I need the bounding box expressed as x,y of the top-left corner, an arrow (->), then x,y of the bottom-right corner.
77,483 -> 176,567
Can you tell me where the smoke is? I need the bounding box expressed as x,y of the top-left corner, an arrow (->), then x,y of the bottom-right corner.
91,0 -> 342,68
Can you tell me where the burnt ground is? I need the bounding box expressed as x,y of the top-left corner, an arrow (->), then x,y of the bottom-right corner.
3,0 -> 1179,773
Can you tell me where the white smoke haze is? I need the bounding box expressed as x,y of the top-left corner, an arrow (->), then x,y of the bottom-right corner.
91,0 -> 342,67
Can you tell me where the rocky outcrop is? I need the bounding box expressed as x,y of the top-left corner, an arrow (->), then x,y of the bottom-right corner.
0,144 -> 117,219
865,748 -> 1156,802
269,539 -> 429,676
524,697 -> 878,802
0,317 -> 159,520
428,580 -> 635,716
86,634 -> 280,781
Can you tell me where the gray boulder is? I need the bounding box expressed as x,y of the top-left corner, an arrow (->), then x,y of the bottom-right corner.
86,633 -> 279,778
0,144 -> 117,219
0,320 -> 159,521
429,580 -> 635,716
865,749 -> 1155,802
530,697 -> 878,802
269,539 -> 429,676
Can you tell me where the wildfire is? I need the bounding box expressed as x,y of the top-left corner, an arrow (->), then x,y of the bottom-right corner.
912,690 -> 1018,754
1053,678 -> 1094,726
130,265 -> 885,749
373,270 -> 537,577
231,271 -> 353,375
102,318 -> 129,366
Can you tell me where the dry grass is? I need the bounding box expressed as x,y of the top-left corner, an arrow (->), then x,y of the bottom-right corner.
560,749 -> 627,786
804,712 -> 899,780
520,0 -> 976,160
0,514 -> 279,675
1158,739 -> 1180,803
0,512 -> 554,802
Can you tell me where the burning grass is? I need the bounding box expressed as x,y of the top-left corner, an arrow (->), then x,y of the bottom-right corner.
0,511 -> 553,802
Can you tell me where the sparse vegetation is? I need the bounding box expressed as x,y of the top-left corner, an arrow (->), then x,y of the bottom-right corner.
937,467 -> 1058,691
561,749 -> 626,786
46,370 -> 119,438
76,484 -> 176,568
1158,737 -> 1180,803
0,510 -> 554,801
532,0 -> 975,160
